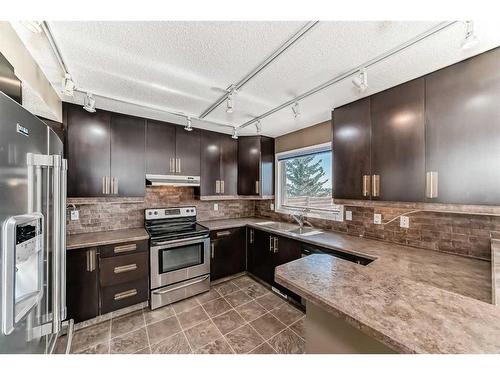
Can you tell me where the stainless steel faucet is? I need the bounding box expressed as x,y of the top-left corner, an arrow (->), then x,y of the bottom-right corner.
291,208 -> 313,228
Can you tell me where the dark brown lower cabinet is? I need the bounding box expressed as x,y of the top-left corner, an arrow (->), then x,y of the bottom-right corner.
66,247 -> 99,323
210,227 -> 246,281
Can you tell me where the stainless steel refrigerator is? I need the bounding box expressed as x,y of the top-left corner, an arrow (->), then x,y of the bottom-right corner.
0,91 -> 69,354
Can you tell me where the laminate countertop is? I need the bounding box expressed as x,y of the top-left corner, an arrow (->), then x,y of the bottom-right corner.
66,228 -> 149,250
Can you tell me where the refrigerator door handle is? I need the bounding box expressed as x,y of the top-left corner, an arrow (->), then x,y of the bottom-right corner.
60,159 -> 68,321
51,155 -> 62,333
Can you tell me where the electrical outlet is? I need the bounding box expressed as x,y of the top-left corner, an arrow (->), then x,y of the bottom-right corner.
70,210 -> 79,221
373,213 -> 382,225
400,216 -> 410,228
270,202 -> 275,210
345,210 -> 352,221
213,203 -> 219,211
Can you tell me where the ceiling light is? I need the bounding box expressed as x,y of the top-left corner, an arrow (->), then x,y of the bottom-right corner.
255,119 -> 262,134
352,68 -> 368,93
21,21 -> 43,34
461,21 -> 479,50
83,92 -> 96,113
291,102 -> 301,118
62,73 -> 75,97
184,116 -> 193,131
232,127 -> 238,140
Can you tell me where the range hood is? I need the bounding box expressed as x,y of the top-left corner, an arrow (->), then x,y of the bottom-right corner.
145,174 -> 200,187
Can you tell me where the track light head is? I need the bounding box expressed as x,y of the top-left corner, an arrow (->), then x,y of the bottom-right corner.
291,102 -> 301,118
21,21 -> 43,34
352,68 -> 368,93
232,127 -> 238,140
83,92 -> 96,113
226,85 -> 237,113
184,116 -> 193,131
62,73 -> 75,97
255,119 -> 262,134
461,21 -> 479,50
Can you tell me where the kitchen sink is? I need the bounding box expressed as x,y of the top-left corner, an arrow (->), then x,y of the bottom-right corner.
255,221 -> 323,236
287,227 -> 323,236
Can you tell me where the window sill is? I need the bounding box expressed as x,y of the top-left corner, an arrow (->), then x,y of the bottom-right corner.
275,205 -> 344,222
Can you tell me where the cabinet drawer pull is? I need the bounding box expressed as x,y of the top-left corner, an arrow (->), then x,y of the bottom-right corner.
220,180 -> 224,194
114,243 -> 137,254
102,176 -> 106,194
215,180 -> 220,194
211,242 -> 215,259
249,229 -> 254,244
372,174 -> 380,198
273,237 -> 278,253
216,230 -> 231,237
105,176 -> 110,195
114,289 -> 137,301
114,264 -> 138,274
269,236 -> 273,252
255,180 -> 259,195
425,171 -> 438,198
169,158 -> 174,173
362,175 -> 371,197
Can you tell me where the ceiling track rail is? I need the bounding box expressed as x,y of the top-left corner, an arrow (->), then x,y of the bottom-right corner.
237,21 -> 458,130
73,89 -> 234,130
41,21 -> 70,75
199,20 -> 320,119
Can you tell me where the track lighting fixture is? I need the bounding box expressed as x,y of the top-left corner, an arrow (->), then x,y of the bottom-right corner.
461,21 -> 479,50
352,68 -> 368,93
184,116 -> 193,131
232,127 -> 238,140
226,85 -> 237,113
83,92 -> 96,113
21,21 -> 43,34
291,102 -> 301,118
62,73 -> 75,97
255,119 -> 262,134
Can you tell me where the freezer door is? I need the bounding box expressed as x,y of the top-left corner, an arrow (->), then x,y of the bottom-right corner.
0,92 -> 48,353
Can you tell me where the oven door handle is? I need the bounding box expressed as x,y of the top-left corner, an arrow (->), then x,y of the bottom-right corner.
152,275 -> 210,295
151,235 -> 209,248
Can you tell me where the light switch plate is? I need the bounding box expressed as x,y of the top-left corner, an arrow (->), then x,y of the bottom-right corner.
373,213 -> 382,224
345,210 -> 352,221
400,216 -> 410,228
70,210 -> 79,221
213,203 -> 219,211
270,202 -> 275,210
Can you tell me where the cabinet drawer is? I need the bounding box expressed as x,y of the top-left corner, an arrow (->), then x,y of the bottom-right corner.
99,239 -> 148,258
100,279 -> 148,314
209,228 -> 238,240
99,252 -> 148,287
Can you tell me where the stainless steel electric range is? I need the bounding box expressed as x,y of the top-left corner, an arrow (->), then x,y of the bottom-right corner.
145,207 -> 210,309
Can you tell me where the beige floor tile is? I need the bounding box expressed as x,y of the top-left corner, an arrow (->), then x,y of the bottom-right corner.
255,292 -> 286,311
268,329 -> 305,354
144,305 -> 175,324
212,309 -> 245,335
214,281 -> 239,296
202,297 -> 232,317
111,310 -> 145,338
225,290 -> 253,308
235,300 -> 268,322
250,313 -> 286,340
184,320 -> 222,349
196,289 -> 222,304
150,332 -> 192,354
171,296 -> 200,314
110,328 -> 149,354
271,303 -> 304,326
135,346 -> 151,354
290,317 -> 305,339
231,275 -> 256,290
196,338 -> 233,354
146,316 -> 182,345
243,283 -> 269,299
224,324 -> 264,354
75,342 -> 110,354
177,305 -> 209,330
71,320 -> 111,353
250,342 -> 277,354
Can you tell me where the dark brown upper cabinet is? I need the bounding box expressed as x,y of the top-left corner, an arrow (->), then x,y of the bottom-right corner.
370,77 -> 425,202
200,130 -> 237,196
425,48 -> 500,205
65,104 -> 146,197
146,120 -> 200,176
332,97 -> 371,200
110,114 -> 146,197
66,104 -> 111,197
237,136 -> 275,196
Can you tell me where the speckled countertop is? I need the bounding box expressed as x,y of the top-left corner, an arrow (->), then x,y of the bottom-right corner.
275,254 -> 500,353
199,217 -> 265,231
66,228 -> 149,250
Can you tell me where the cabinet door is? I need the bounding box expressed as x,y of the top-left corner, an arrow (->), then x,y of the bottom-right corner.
66,104 -> 111,197
238,136 -> 261,195
333,98 -> 371,199
146,120 -> 176,175
220,134 -> 238,196
66,248 -> 99,323
250,230 -> 274,284
272,235 -> 301,301
425,49 -> 500,205
260,136 -> 275,196
200,130 -> 221,196
110,114 -> 145,196
176,127 -> 201,176
371,78 -> 425,202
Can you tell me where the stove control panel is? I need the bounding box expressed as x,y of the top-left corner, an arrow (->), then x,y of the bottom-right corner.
145,206 -> 197,220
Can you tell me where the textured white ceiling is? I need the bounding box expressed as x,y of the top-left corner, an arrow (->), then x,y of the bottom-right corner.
12,21 -> 500,137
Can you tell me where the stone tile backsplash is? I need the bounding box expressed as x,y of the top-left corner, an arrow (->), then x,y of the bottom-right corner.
68,186 -> 496,261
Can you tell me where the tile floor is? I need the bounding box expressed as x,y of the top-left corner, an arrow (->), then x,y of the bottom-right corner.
70,275 -> 306,354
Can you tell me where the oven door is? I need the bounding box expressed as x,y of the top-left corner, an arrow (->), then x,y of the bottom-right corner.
150,236 -> 210,290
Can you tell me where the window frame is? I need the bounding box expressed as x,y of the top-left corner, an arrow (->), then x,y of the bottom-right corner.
274,142 -> 343,221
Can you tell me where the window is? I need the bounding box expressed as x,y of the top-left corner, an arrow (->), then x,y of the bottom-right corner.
275,143 -> 343,220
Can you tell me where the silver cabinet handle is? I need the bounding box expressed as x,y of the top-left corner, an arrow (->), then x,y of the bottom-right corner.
111,177 -> 118,194
426,171 -> 438,198
215,180 -> 220,194
249,229 -> 254,244
105,176 -> 111,195
362,175 -> 371,197
256,180 -> 259,195
211,242 -> 215,259
102,176 -> 106,194
269,236 -> 273,252
220,180 -> 224,194
178,158 -> 181,173
169,158 -> 174,173
114,243 -> 137,254
86,248 -> 96,272
273,237 -> 278,253
153,275 -> 209,295
114,264 -> 138,274
216,230 -> 231,237
372,174 -> 380,198
114,289 -> 137,301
